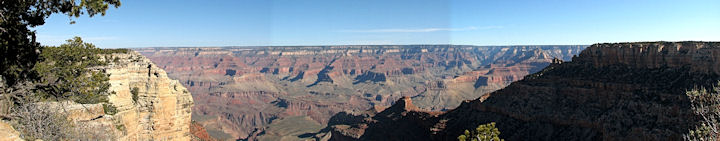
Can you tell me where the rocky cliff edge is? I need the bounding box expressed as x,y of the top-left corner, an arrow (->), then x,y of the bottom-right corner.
104,51 -> 195,140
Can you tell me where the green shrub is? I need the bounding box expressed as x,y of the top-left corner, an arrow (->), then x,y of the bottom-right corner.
131,56 -> 142,62
33,37 -> 111,104
457,122 -> 504,141
685,82 -> 720,140
113,56 -> 121,64
96,48 -> 130,54
103,103 -> 118,115
115,124 -> 125,132
131,87 -> 140,103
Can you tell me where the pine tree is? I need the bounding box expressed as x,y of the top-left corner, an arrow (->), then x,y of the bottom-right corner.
33,37 -> 111,104
458,122 -> 504,141
1,0 -> 120,86
685,82 -> 720,140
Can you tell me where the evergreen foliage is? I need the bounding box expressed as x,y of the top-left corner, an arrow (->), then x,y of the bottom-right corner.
96,48 -> 130,54
1,1 -> 123,140
32,37 -> 111,104
103,103 -> 118,115
1,0 -> 121,86
457,122 -> 504,141
685,83 -> 720,141
131,87 -> 139,103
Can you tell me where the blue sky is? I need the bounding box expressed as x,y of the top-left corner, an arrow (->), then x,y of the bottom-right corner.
34,0 -> 720,48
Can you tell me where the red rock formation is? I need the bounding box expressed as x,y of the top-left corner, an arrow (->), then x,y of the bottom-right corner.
332,42 -> 720,140
191,122 -> 217,141
137,45 -> 586,139
329,97 -> 443,141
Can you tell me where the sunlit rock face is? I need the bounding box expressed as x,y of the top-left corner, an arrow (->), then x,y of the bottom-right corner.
330,42 -> 720,141
0,120 -> 22,141
104,52 -> 194,140
0,52 -> 195,141
137,45 -> 586,140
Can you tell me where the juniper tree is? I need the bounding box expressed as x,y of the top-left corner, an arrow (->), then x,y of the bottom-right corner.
685,82 -> 720,140
458,122 -> 504,141
33,37 -> 111,104
1,0 -> 121,86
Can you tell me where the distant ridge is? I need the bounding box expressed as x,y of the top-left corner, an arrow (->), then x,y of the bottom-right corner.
137,45 -> 586,140
328,41 -> 720,140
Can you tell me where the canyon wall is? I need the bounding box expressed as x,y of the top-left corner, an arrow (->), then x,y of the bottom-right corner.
138,45 -> 586,140
331,42 -> 720,140
103,52 -> 195,140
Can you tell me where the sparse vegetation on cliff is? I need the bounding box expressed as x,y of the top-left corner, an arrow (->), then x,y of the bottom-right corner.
131,87 -> 140,103
12,102 -> 116,140
96,48 -> 130,54
12,103 -> 74,140
104,103 -> 119,115
685,83 -> 720,141
1,1 -> 123,140
457,122 -> 504,141
3,37 -> 125,140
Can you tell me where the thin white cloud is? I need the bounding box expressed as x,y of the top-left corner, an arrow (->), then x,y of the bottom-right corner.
338,26 -> 503,33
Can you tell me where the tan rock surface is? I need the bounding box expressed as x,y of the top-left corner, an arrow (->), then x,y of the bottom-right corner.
0,120 -> 22,141
0,51 -> 193,141
104,51 -> 194,140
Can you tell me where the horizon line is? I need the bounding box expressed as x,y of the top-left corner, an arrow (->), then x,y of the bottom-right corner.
115,44 -> 592,49
107,40 -> 720,49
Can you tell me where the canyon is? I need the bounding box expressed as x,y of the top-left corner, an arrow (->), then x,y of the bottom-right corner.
137,45 -> 586,140
328,42 -> 720,140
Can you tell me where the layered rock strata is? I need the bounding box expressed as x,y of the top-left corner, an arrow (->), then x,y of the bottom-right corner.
330,42 -> 720,140
0,51 -> 195,140
137,45 -> 586,139
103,52 -> 195,140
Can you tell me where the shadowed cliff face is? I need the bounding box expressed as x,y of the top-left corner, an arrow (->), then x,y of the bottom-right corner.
331,42 -> 720,141
136,45 -> 586,139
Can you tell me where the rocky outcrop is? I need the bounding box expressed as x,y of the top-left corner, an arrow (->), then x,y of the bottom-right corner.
103,52 -> 195,140
328,97 -> 442,141
0,120 -> 22,141
138,45 -> 586,139
353,71 -> 386,84
191,121 -> 217,141
334,42 -> 720,140
0,51 -> 194,141
575,42 -> 720,74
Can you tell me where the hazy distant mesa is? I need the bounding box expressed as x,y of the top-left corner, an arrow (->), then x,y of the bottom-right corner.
138,45 -> 586,140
